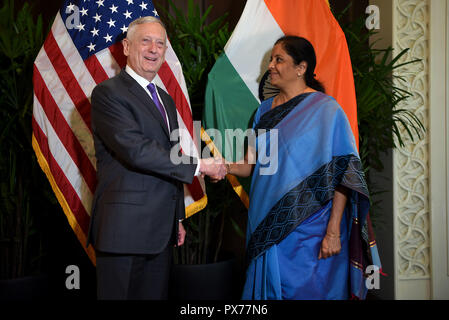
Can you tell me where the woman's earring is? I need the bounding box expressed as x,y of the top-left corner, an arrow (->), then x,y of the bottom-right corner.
297,73 -> 302,78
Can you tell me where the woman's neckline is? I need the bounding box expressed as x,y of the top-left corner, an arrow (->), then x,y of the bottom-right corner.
271,90 -> 316,110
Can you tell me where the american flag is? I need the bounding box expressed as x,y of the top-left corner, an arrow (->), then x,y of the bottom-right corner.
32,0 -> 207,263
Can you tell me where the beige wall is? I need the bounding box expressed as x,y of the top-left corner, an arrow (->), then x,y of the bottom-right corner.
429,0 -> 449,300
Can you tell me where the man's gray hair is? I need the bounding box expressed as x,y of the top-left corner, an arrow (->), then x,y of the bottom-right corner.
126,16 -> 167,41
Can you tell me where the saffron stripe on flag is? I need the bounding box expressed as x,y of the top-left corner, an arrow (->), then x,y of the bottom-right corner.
264,0 -> 358,142
204,0 -> 358,205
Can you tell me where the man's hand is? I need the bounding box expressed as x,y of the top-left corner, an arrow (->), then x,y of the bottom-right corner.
199,157 -> 226,181
177,221 -> 186,246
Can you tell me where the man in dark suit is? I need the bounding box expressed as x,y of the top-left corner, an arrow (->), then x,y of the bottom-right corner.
87,16 -> 225,300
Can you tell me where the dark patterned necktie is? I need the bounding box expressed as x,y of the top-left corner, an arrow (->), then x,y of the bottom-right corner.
147,83 -> 168,129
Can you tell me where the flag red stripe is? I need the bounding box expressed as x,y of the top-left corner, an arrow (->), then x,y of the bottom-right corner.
109,42 -> 127,69
156,63 -> 202,199
33,65 -> 97,194
157,63 -> 202,199
157,63 -> 203,200
84,54 -> 110,85
32,117 -> 91,234
264,0 -> 358,146
158,62 -> 193,136
188,177 -> 204,201
44,32 -> 92,131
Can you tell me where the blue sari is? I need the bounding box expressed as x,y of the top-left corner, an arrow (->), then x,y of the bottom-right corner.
242,92 -> 380,300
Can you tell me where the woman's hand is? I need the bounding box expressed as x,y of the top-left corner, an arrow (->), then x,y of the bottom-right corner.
318,233 -> 341,259
319,185 -> 349,259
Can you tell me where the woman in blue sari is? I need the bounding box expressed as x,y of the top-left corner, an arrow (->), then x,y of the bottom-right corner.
226,36 -> 381,300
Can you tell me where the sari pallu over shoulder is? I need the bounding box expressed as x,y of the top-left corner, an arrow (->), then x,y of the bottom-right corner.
247,92 -> 381,299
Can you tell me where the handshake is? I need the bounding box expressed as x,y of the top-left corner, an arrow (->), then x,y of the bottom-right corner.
199,157 -> 228,182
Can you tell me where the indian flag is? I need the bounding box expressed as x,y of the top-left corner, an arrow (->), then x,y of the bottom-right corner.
203,0 -> 357,205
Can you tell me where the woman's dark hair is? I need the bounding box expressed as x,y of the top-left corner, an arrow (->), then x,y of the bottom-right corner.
275,36 -> 325,93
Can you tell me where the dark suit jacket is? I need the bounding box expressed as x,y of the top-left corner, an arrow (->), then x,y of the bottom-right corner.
87,69 -> 197,255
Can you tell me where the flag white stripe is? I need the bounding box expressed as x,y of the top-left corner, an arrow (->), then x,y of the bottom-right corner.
35,48 -> 96,168
95,48 -> 174,100
51,13 -> 98,99
96,47 -> 122,79
177,112 -> 199,159
183,185 -> 195,206
33,96 -> 93,215
165,41 -> 192,109
224,0 -> 283,101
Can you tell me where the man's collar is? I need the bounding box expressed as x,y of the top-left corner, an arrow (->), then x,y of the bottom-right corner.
125,65 -> 156,89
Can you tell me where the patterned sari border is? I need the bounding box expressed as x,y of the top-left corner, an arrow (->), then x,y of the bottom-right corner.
246,154 -> 369,263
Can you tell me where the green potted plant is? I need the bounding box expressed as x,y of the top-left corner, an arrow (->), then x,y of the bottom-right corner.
0,0 -> 56,299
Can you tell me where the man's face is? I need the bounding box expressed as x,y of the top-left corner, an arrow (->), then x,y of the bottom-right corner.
123,22 -> 167,81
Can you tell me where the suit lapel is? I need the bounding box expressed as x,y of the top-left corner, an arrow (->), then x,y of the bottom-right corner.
158,86 -> 178,130
158,86 -> 181,147
121,71 -> 171,138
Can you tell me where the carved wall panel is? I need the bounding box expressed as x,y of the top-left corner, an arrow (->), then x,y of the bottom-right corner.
393,0 -> 430,280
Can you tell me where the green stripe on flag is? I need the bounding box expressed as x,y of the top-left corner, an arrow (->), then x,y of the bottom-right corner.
204,53 -> 260,161
203,53 -> 260,197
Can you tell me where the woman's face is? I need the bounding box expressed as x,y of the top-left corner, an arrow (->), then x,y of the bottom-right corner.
268,43 -> 301,89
